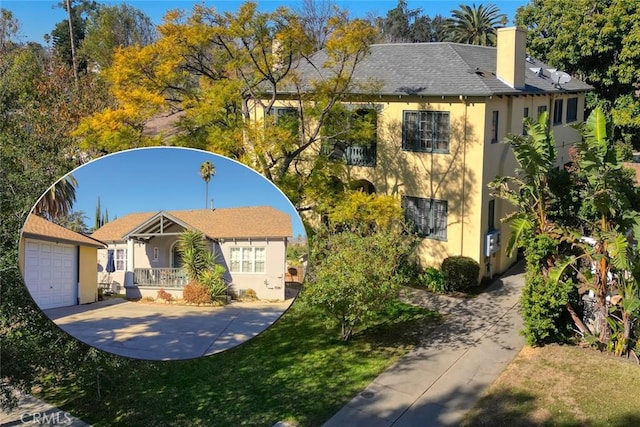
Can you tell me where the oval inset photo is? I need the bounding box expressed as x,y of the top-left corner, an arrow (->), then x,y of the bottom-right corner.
20,147 -> 307,361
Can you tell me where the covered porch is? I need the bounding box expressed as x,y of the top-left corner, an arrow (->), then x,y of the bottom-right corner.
134,268 -> 188,288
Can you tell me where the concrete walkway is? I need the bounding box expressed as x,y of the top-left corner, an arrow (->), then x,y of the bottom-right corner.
323,261 -> 526,427
0,393 -> 89,427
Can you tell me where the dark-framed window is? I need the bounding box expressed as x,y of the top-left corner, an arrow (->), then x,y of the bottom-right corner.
553,99 -> 564,125
269,106 -> 299,135
537,105 -> 547,119
523,107 -> 529,135
402,111 -> 450,153
402,196 -> 448,240
488,199 -> 495,231
491,110 -> 499,143
566,97 -> 578,123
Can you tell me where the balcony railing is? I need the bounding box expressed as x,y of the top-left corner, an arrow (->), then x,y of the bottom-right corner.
345,144 -> 377,167
322,142 -> 377,167
134,268 -> 188,288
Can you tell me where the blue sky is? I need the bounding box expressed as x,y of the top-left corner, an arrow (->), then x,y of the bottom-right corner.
56,147 -> 306,238
5,1 -> 528,44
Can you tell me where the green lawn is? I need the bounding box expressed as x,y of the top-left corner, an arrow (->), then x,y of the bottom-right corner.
463,344 -> 640,426
39,299 -> 439,426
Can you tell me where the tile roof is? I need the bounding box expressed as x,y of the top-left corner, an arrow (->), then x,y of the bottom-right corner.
91,206 -> 293,242
290,42 -> 592,97
22,214 -> 106,248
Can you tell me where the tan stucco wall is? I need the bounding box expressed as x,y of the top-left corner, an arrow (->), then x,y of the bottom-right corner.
220,238 -> 287,300
346,97 -> 487,272
255,91 -> 586,279
78,245 -> 98,304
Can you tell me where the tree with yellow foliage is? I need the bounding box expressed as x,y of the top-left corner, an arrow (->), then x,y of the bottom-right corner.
74,2 -> 379,213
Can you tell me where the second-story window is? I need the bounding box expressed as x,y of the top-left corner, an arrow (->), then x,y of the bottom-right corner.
269,106 -> 299,135
322,107 -> 378,167
553,99 -> 564,125
491,111 -> 499,143
566,98 -> 578,123
402,111 -> 450,153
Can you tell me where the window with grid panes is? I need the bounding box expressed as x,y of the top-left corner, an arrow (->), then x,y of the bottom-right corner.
229,247 -> 266,273
402,111 -> 450,153
402,196 -> 448,240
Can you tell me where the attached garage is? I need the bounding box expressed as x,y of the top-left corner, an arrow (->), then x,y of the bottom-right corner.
20,214 -> 106,310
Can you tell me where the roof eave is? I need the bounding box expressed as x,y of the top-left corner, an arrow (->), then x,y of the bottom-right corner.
23,232 -> 107,249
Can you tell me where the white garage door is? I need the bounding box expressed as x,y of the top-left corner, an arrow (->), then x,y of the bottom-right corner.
24,239 -> 78,309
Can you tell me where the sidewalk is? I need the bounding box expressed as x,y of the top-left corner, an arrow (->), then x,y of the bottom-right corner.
323,261 -> 526,427
0,393 -> 89,427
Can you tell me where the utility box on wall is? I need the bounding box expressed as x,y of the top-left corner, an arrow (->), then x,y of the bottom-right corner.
485,230 -> 500,257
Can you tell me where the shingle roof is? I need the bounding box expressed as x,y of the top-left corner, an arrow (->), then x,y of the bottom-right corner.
22,214 -> 106,248
91,206 -> 293,242
290,42 -> 592,97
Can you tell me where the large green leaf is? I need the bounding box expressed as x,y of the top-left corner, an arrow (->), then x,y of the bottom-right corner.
507,215 -> 532,257
548,255 -> 576,285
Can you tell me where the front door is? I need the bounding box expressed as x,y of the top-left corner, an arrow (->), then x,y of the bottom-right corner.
171,244 -> 183,268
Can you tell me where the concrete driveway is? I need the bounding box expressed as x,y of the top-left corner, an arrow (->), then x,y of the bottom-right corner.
44,299 -> 293,361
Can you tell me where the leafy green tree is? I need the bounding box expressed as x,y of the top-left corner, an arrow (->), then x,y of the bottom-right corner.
54,210 -> 89,233
379,0 -> 418,42
50,0 -> 97,72
515,0 -> 640,147
376,1 -> 445,43
80,3 -> 156,70
0,8 -> 19,52
306,221 -> 416,340
1,39 -> 118,410
445,3 -> 507,46
199,160 -> 215,209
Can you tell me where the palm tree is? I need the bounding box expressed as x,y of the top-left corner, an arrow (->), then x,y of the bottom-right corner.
33,174 -> 77,220
445,3 -> 507,46
199,161 -> 215,208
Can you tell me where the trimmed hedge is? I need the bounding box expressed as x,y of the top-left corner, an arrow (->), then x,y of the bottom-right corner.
441,256 -> 480,293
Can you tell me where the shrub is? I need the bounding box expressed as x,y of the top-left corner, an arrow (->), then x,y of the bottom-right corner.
441,256 -> 480,293
156,289 -> 174,302
183,281 -> 212,305
420,267 -> 448,293
200,265 -> 228,300
521,274 -> 575,345
243,288 -> 258,301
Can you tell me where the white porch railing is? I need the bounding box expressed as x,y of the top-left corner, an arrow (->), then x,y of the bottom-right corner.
134,268 -> 188,288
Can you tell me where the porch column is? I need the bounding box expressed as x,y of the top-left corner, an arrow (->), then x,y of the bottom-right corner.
124,238 -> 135,287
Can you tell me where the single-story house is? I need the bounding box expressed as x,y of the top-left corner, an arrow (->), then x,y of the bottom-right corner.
90,206 -> 293,300
20,214 -> 106,309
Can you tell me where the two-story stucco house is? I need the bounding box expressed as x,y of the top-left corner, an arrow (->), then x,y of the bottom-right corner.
90,206 -> 292,300
269,27 -> 592,279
